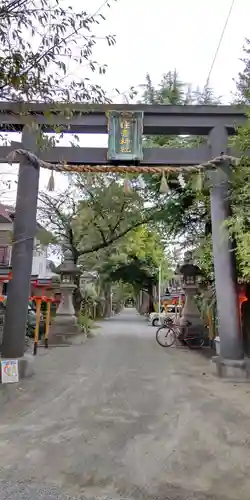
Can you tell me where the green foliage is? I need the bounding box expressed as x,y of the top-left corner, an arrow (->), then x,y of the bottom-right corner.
187,38 -> 250,282
110,256 -> 158,291
193,235 -> 214,279
235,38 -> 250,104
37,70 -> 221,292
77,312 -> 95,336
112,282 -> 134,302
138,70 -> 220,248
226,155 -> 250,279
0,0 -> 117,102
38,176 -> 172,312
122,226 -> 165,265
224,40 -> 250,280
95,226 -> 170,292
38,174 -> 169,262
36,226 -> 57,247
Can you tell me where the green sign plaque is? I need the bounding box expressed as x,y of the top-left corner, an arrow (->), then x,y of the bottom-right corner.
107,111 -> 144,163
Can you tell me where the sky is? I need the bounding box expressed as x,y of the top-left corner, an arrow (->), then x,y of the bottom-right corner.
1,0 -> 249,202
92,0 -> 249,102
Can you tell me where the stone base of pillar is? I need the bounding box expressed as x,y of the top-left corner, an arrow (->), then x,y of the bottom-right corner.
48,317 -> 86,347
0,354 -> 35,382
212,356 -> 250,380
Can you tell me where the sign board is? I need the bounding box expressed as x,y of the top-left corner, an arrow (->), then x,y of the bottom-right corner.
1,359 -> 19,384
107,111 -> 144,163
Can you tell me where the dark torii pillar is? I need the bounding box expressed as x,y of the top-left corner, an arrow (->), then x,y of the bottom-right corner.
1,127 -> 40,373
209,126 -> 246,378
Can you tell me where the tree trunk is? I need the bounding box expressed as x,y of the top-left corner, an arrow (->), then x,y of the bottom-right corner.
73,274 -> 82,315
69,243 -> 82,315
140,291 -> 150,314
96,301 -> 104,318
148,290 -> 154,314
139,285 -> 154,314
103,283 -> 112,318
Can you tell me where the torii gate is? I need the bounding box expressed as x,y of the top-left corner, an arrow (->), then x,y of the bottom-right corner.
0,102 -> 248,378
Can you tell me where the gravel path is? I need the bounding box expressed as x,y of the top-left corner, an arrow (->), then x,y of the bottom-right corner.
0,309 -> 250,500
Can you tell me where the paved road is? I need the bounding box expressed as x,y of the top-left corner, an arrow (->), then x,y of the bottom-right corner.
1,308 -> 250,500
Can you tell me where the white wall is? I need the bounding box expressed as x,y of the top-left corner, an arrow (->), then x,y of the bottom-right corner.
32,237 -> 48,278
31,255 -> 48,278
0,228 -> 49,279
0,222 -> 12,231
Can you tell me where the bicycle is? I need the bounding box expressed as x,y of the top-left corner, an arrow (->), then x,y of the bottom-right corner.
155,317 -> 205,349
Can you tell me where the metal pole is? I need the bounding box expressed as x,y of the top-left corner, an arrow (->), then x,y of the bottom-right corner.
33,298 -> 41,356
158,265 -> 161,314
1,126 -> 40,359
44,300 -> 51,348
209,126 -> 243,361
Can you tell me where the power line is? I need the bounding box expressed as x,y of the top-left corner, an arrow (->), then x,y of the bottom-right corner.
205,0 -> 236,88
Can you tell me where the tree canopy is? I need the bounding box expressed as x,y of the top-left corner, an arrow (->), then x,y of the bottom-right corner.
38,173 -> 170,264
144,40 -> 250,284
0,0 -> 116,102
96,225 -> 171,292
138,70 -> 219,252
235,38 -> 250,104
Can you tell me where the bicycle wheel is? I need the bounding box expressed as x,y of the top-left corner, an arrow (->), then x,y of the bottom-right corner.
152,317 -> 160,327
185,336 -> 205,349
156,326 -> 176,347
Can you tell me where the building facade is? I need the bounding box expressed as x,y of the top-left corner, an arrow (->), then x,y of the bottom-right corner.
0,204 -> 49,279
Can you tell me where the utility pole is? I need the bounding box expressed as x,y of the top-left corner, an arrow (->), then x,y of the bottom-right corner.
158,264 -> 161,314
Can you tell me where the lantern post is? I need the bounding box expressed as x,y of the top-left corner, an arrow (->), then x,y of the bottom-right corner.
49,249 -> 82,346
178,252 -> 206,342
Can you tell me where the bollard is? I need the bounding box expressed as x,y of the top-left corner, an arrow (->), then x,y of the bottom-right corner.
207,308 -> 214,341
44,299 -> 52,348
33,298 -> 41,356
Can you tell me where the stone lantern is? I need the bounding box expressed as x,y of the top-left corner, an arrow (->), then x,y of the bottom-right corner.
178,251 -> 205,338
49,249 -> 82,346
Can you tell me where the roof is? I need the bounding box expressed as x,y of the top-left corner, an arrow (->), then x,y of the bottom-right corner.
0,205 -> 51,243
0,203 -> 12,223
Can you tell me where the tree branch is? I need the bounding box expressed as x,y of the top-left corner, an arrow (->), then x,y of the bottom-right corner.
110,201 -> 126,234
67,227 -> 79,264
83,184 -> 115,234
92,220 -> 108,245
79,209 -> 164,255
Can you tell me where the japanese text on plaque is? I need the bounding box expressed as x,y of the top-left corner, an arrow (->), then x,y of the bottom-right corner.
119,119 -> 132,153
